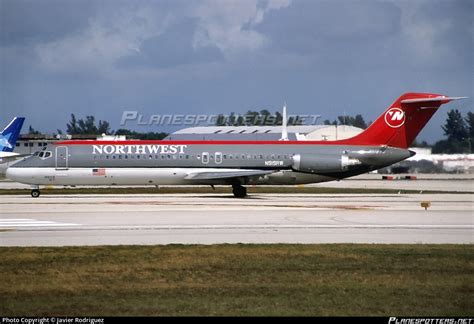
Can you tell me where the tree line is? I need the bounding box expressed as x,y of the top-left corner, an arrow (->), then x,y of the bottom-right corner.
432,110 -> 473,154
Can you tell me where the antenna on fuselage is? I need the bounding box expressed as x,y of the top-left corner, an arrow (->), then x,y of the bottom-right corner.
280,102 -> 289,141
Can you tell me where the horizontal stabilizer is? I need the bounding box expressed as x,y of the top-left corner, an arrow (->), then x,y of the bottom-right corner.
185,169 -> 273,180
401,96 -> 468,104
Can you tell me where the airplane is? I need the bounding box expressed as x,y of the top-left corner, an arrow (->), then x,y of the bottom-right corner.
0,117 -> 28,163
6,93 -> 467,198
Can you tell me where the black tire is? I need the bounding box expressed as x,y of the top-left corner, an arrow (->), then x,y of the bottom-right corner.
31,189 -> 40,198
232,186 -> 247,198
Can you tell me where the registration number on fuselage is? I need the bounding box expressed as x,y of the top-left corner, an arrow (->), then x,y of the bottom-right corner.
264,160 -> 284,166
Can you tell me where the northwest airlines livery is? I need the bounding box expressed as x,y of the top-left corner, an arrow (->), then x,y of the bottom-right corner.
6,93 -> 466,198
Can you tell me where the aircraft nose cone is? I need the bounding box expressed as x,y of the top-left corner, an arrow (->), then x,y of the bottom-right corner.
6,167 -> 20,182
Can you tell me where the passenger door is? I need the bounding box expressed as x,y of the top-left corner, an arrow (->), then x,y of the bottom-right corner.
55,146 -> 68,169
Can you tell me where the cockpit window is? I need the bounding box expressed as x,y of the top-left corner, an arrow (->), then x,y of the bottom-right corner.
39,151 -> 52,159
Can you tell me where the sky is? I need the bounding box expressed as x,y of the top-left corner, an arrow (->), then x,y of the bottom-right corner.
0,0 -> 472,143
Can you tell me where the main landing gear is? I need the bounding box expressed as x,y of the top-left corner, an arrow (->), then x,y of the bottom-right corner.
232,184 -> 247,198
31,189 -> 40,198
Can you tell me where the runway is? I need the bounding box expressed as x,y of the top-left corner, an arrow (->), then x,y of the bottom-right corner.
0,193 -> 472,246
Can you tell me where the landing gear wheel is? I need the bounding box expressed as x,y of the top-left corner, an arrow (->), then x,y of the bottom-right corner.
232,185 -> 247,198
31,189 -> 40,198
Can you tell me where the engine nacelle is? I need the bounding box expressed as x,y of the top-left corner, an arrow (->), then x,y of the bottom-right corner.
292,154 -> 361,173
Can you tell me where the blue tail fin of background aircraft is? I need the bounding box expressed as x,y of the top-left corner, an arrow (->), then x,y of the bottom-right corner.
0,117 -> 25,152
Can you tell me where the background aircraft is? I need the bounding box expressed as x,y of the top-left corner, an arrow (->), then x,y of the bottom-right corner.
0,117 -> 28,163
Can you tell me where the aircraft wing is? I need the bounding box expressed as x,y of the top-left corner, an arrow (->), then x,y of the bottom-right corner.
184,169 -> 273,180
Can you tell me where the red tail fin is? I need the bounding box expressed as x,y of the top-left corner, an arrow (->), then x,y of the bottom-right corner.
346,92 -> 466,149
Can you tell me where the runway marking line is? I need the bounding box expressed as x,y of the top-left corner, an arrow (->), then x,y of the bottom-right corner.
0,218 -> 79,228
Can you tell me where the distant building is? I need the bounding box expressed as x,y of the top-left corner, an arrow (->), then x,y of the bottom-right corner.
384,147 -> 474,174
165,125 -> 364,141
408,148 -> 474,173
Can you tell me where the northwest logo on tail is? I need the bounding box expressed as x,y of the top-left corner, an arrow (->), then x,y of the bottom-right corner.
384,108 -> 405,128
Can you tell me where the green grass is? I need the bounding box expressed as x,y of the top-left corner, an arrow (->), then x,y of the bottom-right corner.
0,186 -> 467,195
0,244 -> 472,316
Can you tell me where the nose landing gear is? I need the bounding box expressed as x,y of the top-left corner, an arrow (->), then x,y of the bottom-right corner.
31,189 -> 40,198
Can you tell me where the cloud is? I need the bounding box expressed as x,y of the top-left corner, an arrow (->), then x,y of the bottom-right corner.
255,0 -> 401,55
116,18 -> 224,69
399,0 -> 473,66
23,0 -> 290,74
191,0 -> 291,57
0,0 -> 96,45
34,4 -> 169,75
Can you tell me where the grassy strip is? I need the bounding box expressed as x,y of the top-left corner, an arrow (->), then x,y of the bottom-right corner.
0,186 -> 466,195
0,244 -> 472,316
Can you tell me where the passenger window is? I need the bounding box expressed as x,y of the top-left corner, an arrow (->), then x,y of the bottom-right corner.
215,152 -> 222,164
202,152 -> 209,164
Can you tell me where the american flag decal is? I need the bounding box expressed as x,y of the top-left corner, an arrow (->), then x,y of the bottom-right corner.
92,168 -> 106,176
